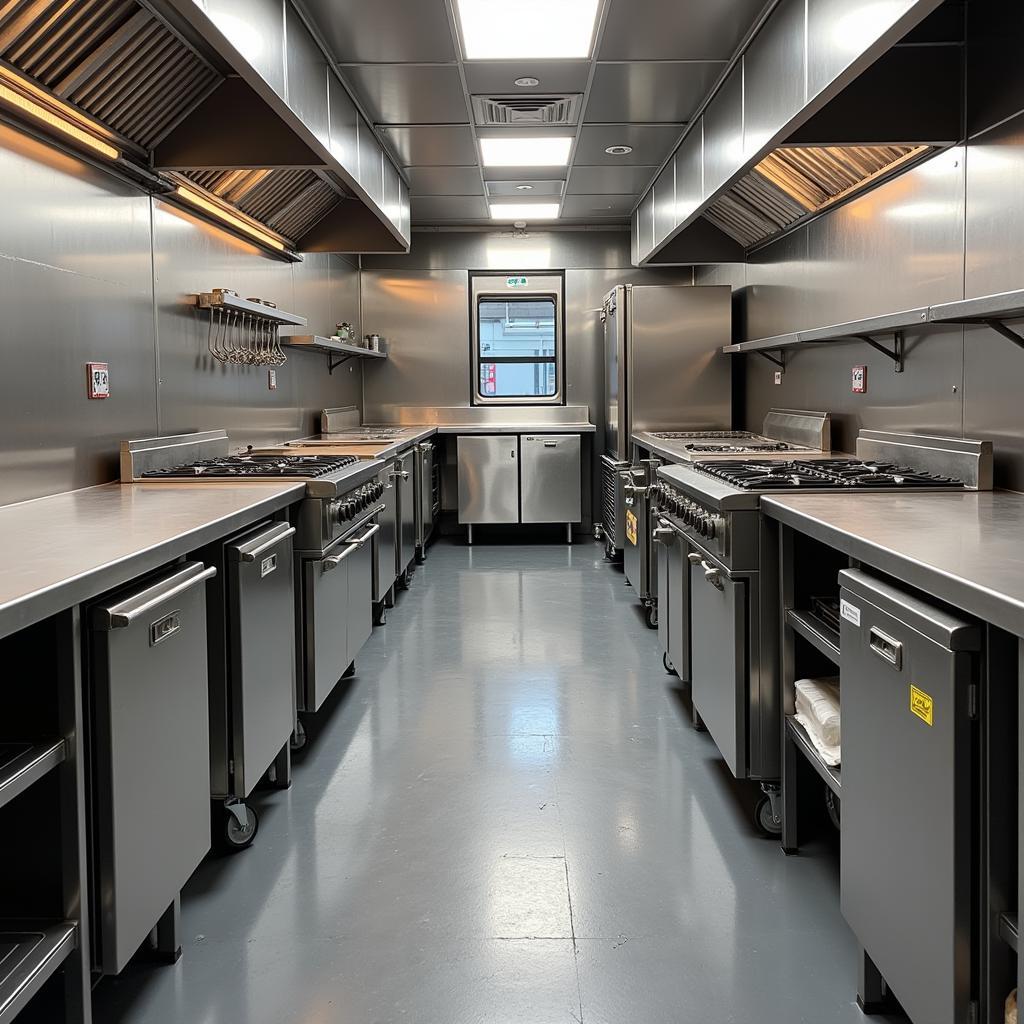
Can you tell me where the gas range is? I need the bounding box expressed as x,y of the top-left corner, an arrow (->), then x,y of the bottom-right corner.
121,431 -> 386,553
648,431 -> 818,457
695,458 -> 968,491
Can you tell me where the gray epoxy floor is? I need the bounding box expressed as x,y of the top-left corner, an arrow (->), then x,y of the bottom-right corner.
94,539 -> 894,1024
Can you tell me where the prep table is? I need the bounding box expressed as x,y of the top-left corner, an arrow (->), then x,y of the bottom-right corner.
761,489 -> 1024,1024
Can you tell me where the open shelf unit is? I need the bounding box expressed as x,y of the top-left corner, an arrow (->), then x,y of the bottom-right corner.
724,288 -> 1024,369
0,742 -> 65,813
0,921 -> 77,1024
282,335 -> 387,374
786,717 -> 840,797
786,609 -> 840,665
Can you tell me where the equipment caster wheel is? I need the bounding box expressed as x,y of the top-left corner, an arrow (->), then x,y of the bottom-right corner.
755,794 -> 782,836
644,604 -> 658,629
219,803 -> 258,852
825,787 -> 841,830
663,652 -> 675,675
290,718 -> 307,751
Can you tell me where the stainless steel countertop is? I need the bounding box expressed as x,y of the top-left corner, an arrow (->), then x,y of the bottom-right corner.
762,491 -> 1024,637
434,423 -> 595,434
0,481 -> 304,640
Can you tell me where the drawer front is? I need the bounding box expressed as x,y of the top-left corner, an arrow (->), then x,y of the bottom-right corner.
689,557 -> 747,778
91,562 -> 213,973
228,526 -> 296,797
840,587 -> 974,1024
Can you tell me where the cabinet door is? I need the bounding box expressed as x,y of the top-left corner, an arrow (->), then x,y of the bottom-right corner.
520,435 -> 581,524
457,436 -> 519,523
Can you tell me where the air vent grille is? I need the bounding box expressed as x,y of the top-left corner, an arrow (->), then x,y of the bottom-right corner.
704,145 -> 930,248
0,0 -> 222,150
473,94 -> 582,127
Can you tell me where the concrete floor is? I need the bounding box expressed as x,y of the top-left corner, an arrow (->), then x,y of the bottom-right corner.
94,539 -> 894,1024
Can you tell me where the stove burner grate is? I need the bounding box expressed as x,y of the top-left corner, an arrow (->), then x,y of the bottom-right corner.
694,458 -> 967,490
142,454 -> 360,479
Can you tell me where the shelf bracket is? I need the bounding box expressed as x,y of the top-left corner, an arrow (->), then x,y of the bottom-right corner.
857,330 -> 905,373
984,319 -> 1024,350
756,349 -> 786,372
327,355 -> 355,374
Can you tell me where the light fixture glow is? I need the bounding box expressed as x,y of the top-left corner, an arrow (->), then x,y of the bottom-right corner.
175,185 -> 286,251
514,77 -> 540,88
516,184 -> 535,191
481,137 -> 572,167
490,203 -> 559,221
0,68 -> 119,161
605,145 -> 633,156
457,0 -> 599,59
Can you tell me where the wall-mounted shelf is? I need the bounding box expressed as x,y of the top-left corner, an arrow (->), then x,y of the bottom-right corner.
724,307 -> 927,373
0,741 -> 65,813
283,336 -> 387,375
196,292 -> 307,328
929,289 -> 1024,348
0,921 -> 77,1023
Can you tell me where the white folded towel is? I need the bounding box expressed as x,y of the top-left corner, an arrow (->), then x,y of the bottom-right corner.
794,677 -> 841,767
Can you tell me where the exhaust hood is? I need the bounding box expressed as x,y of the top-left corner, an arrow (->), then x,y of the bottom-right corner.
0,0 -> 409,257
704,145 -> 931,249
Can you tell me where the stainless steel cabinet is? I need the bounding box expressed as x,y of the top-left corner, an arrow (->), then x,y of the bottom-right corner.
374,464 -> 399,603
395,449 -> 416,575
89,561 -> 215,974
223,522 -> 296,800
520,435 -> 581,524
457,436 -> 519,524
656,518 -> 689,680
839,569 -> 979,1024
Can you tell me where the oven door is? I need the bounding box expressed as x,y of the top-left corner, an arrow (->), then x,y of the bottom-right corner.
688,544 -> 750,779
654,517 -> 689,680
300,519 -> 378,712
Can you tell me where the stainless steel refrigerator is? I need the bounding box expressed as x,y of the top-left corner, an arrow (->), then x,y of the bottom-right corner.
600,284 -> 732,553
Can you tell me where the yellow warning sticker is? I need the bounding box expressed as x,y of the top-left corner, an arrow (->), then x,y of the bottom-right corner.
625,510 -> 638,546
910,684 -> 934,726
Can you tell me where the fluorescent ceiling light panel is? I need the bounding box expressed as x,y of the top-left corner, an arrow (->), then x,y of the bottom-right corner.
481,137 -> 572,167
457,0 -> 599,58
490,203 -> 560,220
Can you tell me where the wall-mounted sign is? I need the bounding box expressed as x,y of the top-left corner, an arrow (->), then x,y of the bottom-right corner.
506,276 -> 529,289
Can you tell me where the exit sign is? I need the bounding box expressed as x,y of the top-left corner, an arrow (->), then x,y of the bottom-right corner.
506,275 -> 529,288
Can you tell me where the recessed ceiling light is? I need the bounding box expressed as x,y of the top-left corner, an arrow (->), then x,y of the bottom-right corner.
605,145 -> 633,156
490,203 -> 560,221
514,77 -> 540,88
456,0 -> 599,59
481,137 -> 572,167
516,184 -> 535,191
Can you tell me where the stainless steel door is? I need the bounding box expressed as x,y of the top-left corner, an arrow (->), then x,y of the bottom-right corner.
395,450 -> 416,573
655,518 -> 689,680
520,435 -> 581,524
839,569 -> 978,1024
346,523 -> 376,663
689,550 -> 747,778
414,442 -> 435,549
622,466 -> 645,588
603,286 -> 627,460
301,540 -> 352,713
457,435 -> 519,523
226,523 -> 296,798
90,561 -> 215,974
374,464 -> 398,601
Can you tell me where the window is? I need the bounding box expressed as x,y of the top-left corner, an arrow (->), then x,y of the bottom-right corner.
472,281 -> 563,405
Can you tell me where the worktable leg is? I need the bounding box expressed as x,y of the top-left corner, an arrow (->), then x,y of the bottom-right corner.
467,524 -> 473,546
153,896 -> 182,964
782,730 -> 799,855
566,523 -> 572,545
269,740 -> 291,789
857,947 -> 895,1014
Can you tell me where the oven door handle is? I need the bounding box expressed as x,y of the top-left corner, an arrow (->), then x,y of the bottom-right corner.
238,525 -> 296,562
352,523 -> 381,546
322,544 -> 358,572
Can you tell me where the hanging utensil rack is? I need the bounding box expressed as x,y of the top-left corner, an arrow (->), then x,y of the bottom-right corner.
196,290 -> 307,367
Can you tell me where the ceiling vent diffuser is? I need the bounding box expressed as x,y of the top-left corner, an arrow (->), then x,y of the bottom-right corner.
472,94 -> 582,127
704,144 -> 931,248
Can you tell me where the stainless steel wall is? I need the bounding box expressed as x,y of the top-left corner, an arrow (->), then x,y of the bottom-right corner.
361,231 -> 692,526
0,130 -> 361,506
694,5 -> 1024,492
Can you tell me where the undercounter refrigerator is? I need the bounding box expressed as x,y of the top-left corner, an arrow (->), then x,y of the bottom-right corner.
600,284 -> 732,555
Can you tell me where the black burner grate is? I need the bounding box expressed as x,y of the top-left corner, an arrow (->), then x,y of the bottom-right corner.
694,458 -> 967,490
142,454 -> 360,479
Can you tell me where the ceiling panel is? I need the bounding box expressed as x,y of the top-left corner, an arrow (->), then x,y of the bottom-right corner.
340,65 -> 469,125
586,61 -> 725,123
410,195 -> 491,221
486,180 -> 565,196
406,166 -> 484,195
463,61 -> 592,95
599,0 -> 768,60
566,164 -> 658,194
379,125 -> 478,166
561,194 -> 635,218
574,124 -> 684,165
302,0 -> 457,62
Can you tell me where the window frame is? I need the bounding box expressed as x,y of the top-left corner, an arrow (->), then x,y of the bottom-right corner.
470,273 -> 565,406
